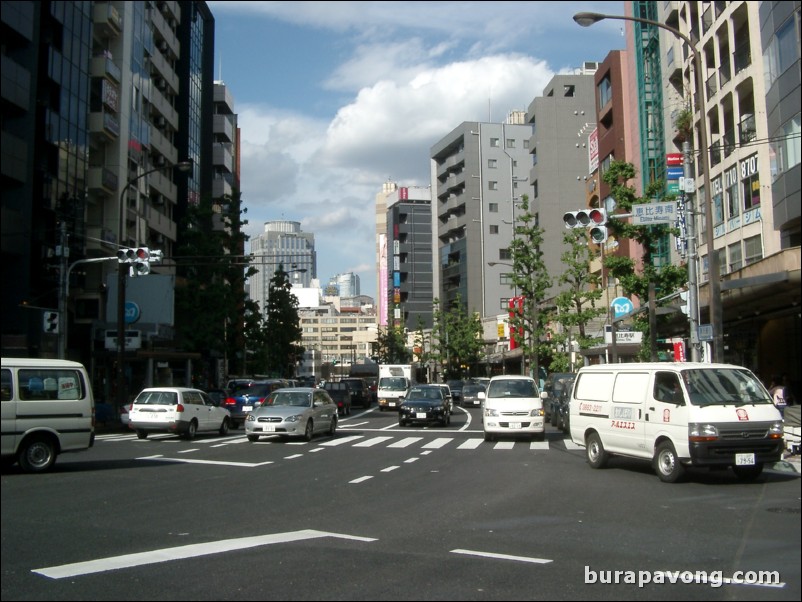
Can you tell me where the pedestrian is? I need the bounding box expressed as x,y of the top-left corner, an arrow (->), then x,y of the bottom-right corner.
769,375 -> 788,418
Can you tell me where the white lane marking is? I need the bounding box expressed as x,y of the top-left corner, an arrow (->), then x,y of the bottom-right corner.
136,455 -> 273,468
320,435 -> 364,446
354,436 -> 393,447
563,439 -> 584,450
349,476 -> 373,484
33,530 -> 377,579
388,437 -> 423,448
451,549 -> 552,564
454,406 -> 473,431
381,466 -> 400,472
494,441 -> 515,450
404,457 -> 419,463
422,438 -> 452,449
457,438 -> 483,449
340,421 -> 370,428
529,441 -> 549,451
177,448 -> 198,454
284,454 -> 303,460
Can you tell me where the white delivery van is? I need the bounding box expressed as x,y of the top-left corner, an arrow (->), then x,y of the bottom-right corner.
1,358 -> 95,472
569,363 -> 783,482
480,375 -> 544,442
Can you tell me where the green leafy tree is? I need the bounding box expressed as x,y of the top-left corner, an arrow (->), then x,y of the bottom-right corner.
261,265 -> 304,377
603,161 -> 688,360
508,195 -> 552,381
551,228 -> 607,372
431,295 -> 484,379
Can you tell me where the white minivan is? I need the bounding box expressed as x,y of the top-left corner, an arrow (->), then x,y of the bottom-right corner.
480,375 -> 544,441
569,363 -> 784,482
1,358 -> 95,472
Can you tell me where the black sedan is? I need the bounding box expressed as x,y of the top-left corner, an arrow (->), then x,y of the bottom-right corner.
398,385 -> 451,427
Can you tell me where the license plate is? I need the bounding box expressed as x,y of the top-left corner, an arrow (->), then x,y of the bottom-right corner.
416,412 -> 427,419
389,402 -> 396,407
735,453 -> 755,465
508,422 -> 522,429
263,424 -> 276,432
243,405 -> 253,412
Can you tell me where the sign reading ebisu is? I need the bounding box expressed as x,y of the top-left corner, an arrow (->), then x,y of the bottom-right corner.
611,297 -> 634,319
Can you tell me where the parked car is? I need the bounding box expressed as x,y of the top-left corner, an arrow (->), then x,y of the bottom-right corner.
480,375 -> 544,442
551,374 -> 576,433
128,387 -> 231,440
245,388 -> 338,441
322,381 -> 352,416
119,402 -> 133,426
460,383 -> 486,408
223,380 -> 286,428
203,388 -> 229,407
339,378 -> 372,408
541,372 -> 575,424
398,385 -> 451,427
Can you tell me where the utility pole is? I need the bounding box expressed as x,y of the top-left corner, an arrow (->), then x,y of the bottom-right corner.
684,140 -> 701,361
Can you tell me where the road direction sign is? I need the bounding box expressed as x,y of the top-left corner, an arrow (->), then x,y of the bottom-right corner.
632,202 -> 677,225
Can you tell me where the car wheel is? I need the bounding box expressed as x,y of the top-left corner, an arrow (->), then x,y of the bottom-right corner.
183,420 -> 198,440
654,441 -> 684,483
219,418 -> 230,436
18,436 -> 57,473
303,420 -> 314,442
136,429 -> 148,439
328,417 -> 337,436
732,463 -> 763,481
247,435 -> 259,442
586,432 -> 608,469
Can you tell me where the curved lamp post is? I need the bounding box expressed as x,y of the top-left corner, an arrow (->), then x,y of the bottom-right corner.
573,11 -> 722,363
116,159 -> 192,411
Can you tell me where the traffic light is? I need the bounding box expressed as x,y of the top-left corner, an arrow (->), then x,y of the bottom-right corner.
116,247 -> 151,276
43,311 -> 59,334
563,210 -> 592,229
588,208 -> 608,244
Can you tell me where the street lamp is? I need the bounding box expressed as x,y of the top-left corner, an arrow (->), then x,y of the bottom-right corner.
116,159 -> 192,411
573,11 -> 722,363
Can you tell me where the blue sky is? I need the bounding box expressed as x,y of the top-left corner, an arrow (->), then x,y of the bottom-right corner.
206,1 -> 627,298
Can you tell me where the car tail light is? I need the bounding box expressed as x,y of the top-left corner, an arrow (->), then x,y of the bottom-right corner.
176,403 -> 185,413
120,405 -> 129,417
224,397 -> 236,406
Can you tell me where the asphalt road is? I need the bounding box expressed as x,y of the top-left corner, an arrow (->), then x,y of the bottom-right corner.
2,405 -> 800,601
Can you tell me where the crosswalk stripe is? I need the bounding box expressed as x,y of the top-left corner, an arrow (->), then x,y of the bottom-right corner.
422,438 -> 452,449
354,436 -> 393,447
388,437 -> 423,448
457,438 -> 483,449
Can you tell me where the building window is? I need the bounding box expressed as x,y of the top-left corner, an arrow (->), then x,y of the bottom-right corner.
489,225 -> 499,234
740,154 -> 760,210
489,181 -> 498,190
532,180 -> 538,198
490,138 -> 500,147
724,166 -> 739,219
712,176 -> 724,225
728,242 -> 743,273
488,159 -> 497,168
500,299 -> 511,311
523,139 -> 529,149
500,273 -> 513,285
598,75 -> 612,109
506,139 -> 515,148
488,203 -> 499,213
744,235 -> 762,266
499,248 -> 512,260
769,114 -> 800,181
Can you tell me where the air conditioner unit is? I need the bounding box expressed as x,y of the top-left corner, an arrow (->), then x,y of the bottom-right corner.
156,156 -> 166,167
156,77 -> 166,90
158,40 -> 168,52
153,194 -> 164,206
156,116 -> 166,127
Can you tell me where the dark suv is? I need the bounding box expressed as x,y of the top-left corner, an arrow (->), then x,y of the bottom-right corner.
322,381 -> 352,416
541,372 -> 575,424
339,378 -> 372,408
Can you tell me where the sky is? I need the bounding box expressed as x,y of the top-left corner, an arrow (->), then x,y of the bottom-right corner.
206,1 -> 627,298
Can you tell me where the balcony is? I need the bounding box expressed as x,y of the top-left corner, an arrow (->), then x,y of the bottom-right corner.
706,72 -> 718,100
88,166 -> 119,195
90,55 -> 121,83
738,114 -> 756,144
733,41 -> 751,75
89,110 -> 120,141
722,129 -> 735,158
93,2 -> 122,38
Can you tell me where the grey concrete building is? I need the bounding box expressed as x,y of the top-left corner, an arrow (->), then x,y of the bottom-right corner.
430,117 -> 533,318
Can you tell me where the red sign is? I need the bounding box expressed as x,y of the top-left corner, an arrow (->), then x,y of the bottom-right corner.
666,153 -> 683,166
673,340 -> 686,362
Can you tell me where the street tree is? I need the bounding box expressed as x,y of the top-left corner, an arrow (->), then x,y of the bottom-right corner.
507,195 -> 552,382
603,160 -> 688,360
551,227 -> 607,372
432,295 -> 484,379
261,264 -> 304,377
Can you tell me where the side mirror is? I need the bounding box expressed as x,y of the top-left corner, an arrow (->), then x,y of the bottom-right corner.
478,392 -> 486,400
540,391 -> 548,399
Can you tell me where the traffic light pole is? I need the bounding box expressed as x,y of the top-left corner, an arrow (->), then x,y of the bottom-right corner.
116,261 -> 127,413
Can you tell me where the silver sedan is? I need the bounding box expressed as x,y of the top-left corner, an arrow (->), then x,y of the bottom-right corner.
245,388 -> 338,442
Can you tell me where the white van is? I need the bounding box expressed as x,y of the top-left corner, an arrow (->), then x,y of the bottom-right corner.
569,363 -> 783,482
1,358 -> 95,472
480,375 -> 544,442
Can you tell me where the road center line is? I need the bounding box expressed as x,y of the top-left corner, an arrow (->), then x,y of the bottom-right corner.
33,530 -> 377,579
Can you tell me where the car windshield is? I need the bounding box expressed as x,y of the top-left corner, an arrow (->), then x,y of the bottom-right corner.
134,391 -> 178,405
680,368 -> 772,406
380,377 -> 407,389
266,391 -> 312,407
409,388 -> 441,400
487,379 -> 536,398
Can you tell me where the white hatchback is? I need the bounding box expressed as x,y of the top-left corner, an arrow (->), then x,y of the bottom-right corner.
128,387 -> 231,439
480,375 -> 544,442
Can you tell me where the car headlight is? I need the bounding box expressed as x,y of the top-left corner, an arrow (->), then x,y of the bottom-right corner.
769,421 -> 784,439
285,414 -> 303,423
484,408 -> 498,417
530,408 -> 544,417
689,423 -> 718,441
246,414 -> 256,422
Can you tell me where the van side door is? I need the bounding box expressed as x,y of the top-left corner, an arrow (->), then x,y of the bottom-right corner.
608,371 -> 650,458
1,368 -> 16,457
644,371 -> 689,457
